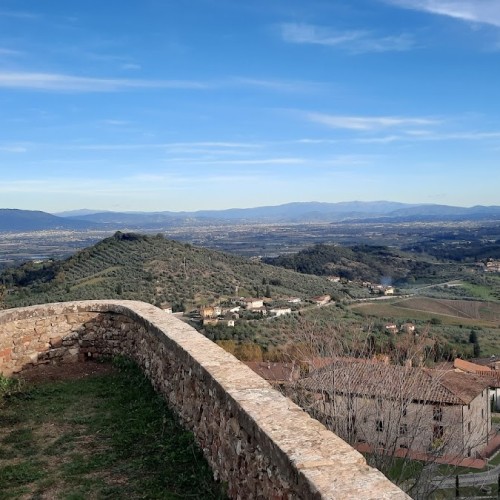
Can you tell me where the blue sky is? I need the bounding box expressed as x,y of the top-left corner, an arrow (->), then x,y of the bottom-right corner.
1,0 -> 499,212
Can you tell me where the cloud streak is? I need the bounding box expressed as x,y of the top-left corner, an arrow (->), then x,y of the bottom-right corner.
0,10 -> 38,19
280,23 -> 415,53
307,113 -> 439,130
0,72 -> 208,92
0,71 -> 323,94
231,76 -> 325,92
384,0 -> 500,28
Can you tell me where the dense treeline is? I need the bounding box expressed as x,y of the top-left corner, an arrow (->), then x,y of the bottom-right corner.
264,243 -> 448,284
405,239 -> 500,262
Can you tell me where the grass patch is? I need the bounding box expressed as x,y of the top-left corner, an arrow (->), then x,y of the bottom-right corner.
461,282 -> 498,301
488,451 -> 500,466
0,359 -> 227,499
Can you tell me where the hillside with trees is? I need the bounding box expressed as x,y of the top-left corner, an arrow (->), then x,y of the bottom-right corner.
0,232 -> 354,310
263,243 -> 451,284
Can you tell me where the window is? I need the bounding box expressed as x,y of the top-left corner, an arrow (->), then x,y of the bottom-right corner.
347,415 -> 356,435
433,406 -> 443,422
399,424 -> 408,436
433,425 -> 444,440
402,405 -> 407,417
347,395 -> 354,413
376,419 -> 384,432
468,421 -> 471,433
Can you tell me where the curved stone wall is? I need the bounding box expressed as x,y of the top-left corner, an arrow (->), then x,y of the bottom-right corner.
0,300 -> 408,499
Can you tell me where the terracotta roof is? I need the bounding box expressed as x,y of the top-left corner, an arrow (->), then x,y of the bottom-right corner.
454,358 -> 492,374
245,362 -> 299,383
300,358 -> 489,405
438,370 -> 490,404
468,356 -> 499,367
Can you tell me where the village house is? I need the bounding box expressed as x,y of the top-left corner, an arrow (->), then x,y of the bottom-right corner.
452,358 -> 500,411
298,358 -> 491,459
311,295 -> 331,306
202,318 -> 219,327
270,307 -> 292,317
327,276 -> 341,283
159,303 -> 172,314
200,305 -> 224,319
200,306 -> 213,318
385,324 -> 398,334
400,323 -> 416,334
241,298 -> 264,310
371,284 -> 394,295
485,259 -> 500,273
252,306 -> 268,316
287,297 -> 302,304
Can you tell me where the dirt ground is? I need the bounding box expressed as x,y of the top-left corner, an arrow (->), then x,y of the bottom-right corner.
13,361 -> 117,385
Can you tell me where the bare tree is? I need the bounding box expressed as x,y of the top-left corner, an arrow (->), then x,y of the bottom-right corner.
278,318 -> 491,498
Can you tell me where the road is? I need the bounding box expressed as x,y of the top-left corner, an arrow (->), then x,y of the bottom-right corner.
432,463 -> 500,489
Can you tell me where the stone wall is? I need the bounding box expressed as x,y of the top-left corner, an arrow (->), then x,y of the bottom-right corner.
0,300 -> 408,499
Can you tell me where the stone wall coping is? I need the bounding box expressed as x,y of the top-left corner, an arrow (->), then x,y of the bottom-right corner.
0,300 -> 409,499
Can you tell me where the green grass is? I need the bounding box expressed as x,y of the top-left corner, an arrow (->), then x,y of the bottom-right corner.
488,451 -> 500,466
0,359 -> 227,499
461,281 -> 498,301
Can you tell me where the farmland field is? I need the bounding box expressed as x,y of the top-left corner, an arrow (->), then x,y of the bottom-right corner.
351,297 -> 500,328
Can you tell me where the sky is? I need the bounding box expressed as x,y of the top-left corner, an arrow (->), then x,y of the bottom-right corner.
0,0 -> 499,213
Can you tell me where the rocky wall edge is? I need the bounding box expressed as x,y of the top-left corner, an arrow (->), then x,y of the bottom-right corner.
0,300 -> 408,499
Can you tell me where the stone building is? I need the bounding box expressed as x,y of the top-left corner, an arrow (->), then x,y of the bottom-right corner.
298,358 -> 491,459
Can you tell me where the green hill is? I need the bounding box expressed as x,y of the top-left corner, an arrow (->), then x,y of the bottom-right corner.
264,243 -> 454,284
1,232 -> 354,309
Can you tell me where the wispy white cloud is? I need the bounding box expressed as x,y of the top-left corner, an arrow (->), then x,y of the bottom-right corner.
231,77 -> 325,92
0,71 -> 207,92
163,157 -> 305,166
307,113 -> 439,130
0,145 -> 28,153
354,135 -> 402,144
384,0 -> 500,28
408,130 -> 500,141
0,10 -> 38,19
0,71 -> 322,94
121,63 -> 141,71
356,130 -> 500,142
280,23 -> 416,53
73,141 -> 262,151
0,48 -> 24,57
100,120 -> 131,126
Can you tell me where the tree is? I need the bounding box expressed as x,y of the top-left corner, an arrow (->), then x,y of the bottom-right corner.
279,318 -> 490,498
0,285 -> 6,309
473,340 -> 481,358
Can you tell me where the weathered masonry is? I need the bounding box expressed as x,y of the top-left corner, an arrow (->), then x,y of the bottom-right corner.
0,300 -> 408,499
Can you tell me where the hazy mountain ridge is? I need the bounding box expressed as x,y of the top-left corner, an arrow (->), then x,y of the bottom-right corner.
0,209 -> 101,232
2,202 -> 500,232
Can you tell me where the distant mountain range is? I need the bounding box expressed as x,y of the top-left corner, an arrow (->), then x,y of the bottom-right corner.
2,201 -> 500,232
0,209 -> 100,232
